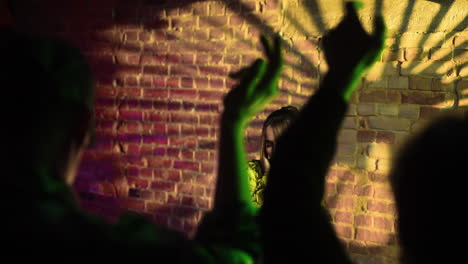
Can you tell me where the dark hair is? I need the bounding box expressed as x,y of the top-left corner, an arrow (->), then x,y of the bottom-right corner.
259,106 -> 300,172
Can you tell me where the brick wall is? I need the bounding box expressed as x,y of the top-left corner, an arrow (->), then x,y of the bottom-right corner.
8,0 -> 467,263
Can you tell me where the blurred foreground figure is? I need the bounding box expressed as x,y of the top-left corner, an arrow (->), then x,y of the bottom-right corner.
390,115 -> 467,263
258,2 -> 385,263
1,29 -> 262,262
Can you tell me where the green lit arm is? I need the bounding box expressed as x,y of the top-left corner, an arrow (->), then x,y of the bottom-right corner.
214,35 -> 283,212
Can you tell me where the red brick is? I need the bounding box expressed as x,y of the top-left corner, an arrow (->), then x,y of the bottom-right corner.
116,87 -> 141,97
143,89 -> 168,98
199,66 -> 228,76
167,148 -> 180,158
168,171 -> 181,182
355,215 -> 372,227
172,17 -> 197,28
195,77 -> 209,88
199,140 -> 216,150
147,158 -> 171,169
401,91 -> 445,105
170,89 -> 197,99
196,174 -> 213,185
170,137 -> 196,148
374,187 -> 394,200
141,54 -> 166,65
325,196 -> 355,210
181,77 -> 194,88
170,113 -> 197,123
374,216 -> 394,231
178,183 -> 194,194
201,163 -> 215,174
143,65 -> 168,75
209,78 -> 225,89
153,192 -> 167,204
376,131 -> 395,144
199,90 -> 225,101
167,194 -> 180,205
195,151 -> 209,161
145,112 -> 168,122
143,135 -> 168,144
167,77 -> 180,88
171,65 -> 198,76
127,177 -> 149,189
336,184 -> 355,195
334,225 -> 353,239
167,124 -> 180,136
196,127 -> 210,137
199,16 -> 227,27
419,106 -> 440,119
120,198 -> 145,212
348,241 -> 369,255
195,54 -> 209,66
354,185 -> 374,197
174,161 -> 199,172
181,196 -> 195,207
334,211 -> 353,224
151,180 -> 176,192
120,110 -> 142,121
356,228 -> 395,244
367,200 -> 396,215
369,172 -> 389,183
153,77 -> 165,87
140,76 -> 153,87
357,130 -> 376,142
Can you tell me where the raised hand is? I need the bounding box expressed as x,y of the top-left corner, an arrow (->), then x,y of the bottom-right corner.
322,1 -> 386,100
223,35 -> 284,125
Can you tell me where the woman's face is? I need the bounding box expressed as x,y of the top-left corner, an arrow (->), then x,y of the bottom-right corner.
264,125 -> 276,160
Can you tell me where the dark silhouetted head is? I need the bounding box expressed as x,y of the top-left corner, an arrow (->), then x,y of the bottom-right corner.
1,28 -> 94,185
390,115 -> 467,263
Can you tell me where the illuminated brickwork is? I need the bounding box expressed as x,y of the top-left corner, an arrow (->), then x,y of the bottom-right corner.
8,0 -> 466,263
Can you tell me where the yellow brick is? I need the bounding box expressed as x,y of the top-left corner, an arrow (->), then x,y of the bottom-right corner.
365,62 -> 399,81
405,48 -> 429,61
399,32 -> 445,48
409,77 -> 432,90
338,129 -> 357,144
453,31 -> 467,46
376,104 -> 399,116
454,49 -> 467,64
368,79 -> 388,89
343,117 -> 358,129
376,159 -> 391,173
430,47 -> 453,61
358,104 -> 375,116
368,117 -> 411,131
337,144 -> 356,156
368,143 -> 392,160
388,76 -> 409,90
398,105 -> 420,119
401,61 -> 456,78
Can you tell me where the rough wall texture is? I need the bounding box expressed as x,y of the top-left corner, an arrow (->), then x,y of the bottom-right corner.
7,0 -> 467,263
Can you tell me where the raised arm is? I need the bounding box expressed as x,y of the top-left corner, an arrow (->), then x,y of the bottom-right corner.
194,35 -> 283,263
214,35 -> 283,211
260,2 -> 385,263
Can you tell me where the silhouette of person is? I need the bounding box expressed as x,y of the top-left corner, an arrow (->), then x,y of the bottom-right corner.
248,106 -> 299,208
0,28 -> 273,262
256,2 -> 386,263
389,115 -> 467,263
